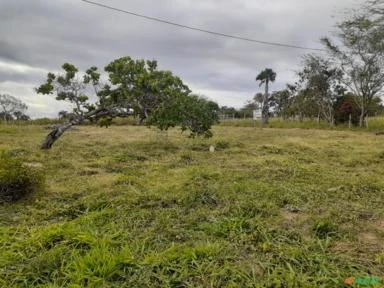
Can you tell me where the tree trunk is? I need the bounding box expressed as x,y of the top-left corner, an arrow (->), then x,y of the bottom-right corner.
41,107 -> 108,149
261,103 -> 269,125
261,80 -> 269,125
2,108 -> 8,122
348,113 -> 352,129
359,107 -> 365,128
40,106 -> 131,149
41,123 -> 75,149
299,112 -> 303,122
330,115 -> 335,126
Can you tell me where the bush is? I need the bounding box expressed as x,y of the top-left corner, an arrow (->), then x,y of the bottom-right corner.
334,95 -> 360,126
0,153 -> 44,202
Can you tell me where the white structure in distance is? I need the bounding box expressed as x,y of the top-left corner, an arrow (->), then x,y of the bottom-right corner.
253,109 -> 262,120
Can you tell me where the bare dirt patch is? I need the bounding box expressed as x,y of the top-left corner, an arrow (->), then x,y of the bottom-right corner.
280,210 -> 309,223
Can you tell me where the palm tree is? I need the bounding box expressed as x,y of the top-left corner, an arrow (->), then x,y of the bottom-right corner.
256,68 -> 276,124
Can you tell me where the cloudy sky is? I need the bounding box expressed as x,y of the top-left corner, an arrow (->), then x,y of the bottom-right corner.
0,0 -> 362,118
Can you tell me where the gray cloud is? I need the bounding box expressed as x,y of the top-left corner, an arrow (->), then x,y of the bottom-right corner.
0,0 -> 362,116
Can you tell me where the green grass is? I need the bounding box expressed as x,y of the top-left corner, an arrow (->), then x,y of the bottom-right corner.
220,116 -> 384,132
1,124 -> 384,287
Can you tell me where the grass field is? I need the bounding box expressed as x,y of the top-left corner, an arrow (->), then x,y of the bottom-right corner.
219,116 -> 384,132
1,124 -> 384,287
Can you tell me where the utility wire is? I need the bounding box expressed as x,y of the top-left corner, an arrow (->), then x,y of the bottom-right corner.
81,0 -> 327,52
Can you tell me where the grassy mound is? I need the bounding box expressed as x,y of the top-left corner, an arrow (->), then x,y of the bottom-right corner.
0,152 -> 44,202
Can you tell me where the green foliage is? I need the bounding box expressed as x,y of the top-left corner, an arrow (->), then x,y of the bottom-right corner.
298,54 -> 344,124
256,68 -> 277,85
0,152 -> 44,202
271,89 -> 291,119
276,55 -> 345,125
215,140 -> 230,150
36,57 -> 219,148
312,220 -> 338,239
36,63 -> 99,115
179,95 -> 219,138
321,7 -> 384,127
98,116 -> 113,128
219,106 -> 242,118
104,58 -> 218,137
103,57 -> 190,118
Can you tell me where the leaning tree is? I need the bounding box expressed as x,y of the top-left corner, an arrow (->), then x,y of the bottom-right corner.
36,56 -> 219,149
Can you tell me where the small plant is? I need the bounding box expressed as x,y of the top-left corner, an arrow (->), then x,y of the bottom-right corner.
313,220 -> 338,238
0,152 -> 44,202
215,140 -> 230,151
184,189 -> 218,207
180,153 -> 193,164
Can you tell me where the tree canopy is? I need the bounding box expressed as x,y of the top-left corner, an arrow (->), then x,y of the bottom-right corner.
296,54 -> 344,125
36,57 -> 219,149
321,5 -> 384,126
0,94 -> 28,122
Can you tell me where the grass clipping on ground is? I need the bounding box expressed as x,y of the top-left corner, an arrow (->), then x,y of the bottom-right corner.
0,125 -> 384,287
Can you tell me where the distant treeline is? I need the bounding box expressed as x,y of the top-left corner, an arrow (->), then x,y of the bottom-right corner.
219,92 -> 384,126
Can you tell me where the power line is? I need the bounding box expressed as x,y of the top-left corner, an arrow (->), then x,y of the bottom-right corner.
81,0 -> 326,52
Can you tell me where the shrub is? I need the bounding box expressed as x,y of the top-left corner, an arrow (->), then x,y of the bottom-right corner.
334,95 -> 360,126
0,153 -> 44,202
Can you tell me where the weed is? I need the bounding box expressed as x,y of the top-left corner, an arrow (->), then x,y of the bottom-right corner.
215,140 -> 230,151
313,220 -> 339,239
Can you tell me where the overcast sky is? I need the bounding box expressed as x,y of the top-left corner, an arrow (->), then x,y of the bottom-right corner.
0,0 -> 362,118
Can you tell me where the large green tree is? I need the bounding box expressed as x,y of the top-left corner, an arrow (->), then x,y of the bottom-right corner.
256,68 -> 276,124
297,54 -> 344,125
321,5 -> 384,127
36,57 -> 218,149
270,89 -> 291,120
239,101 -> 258,119
288,85 -> 319,121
